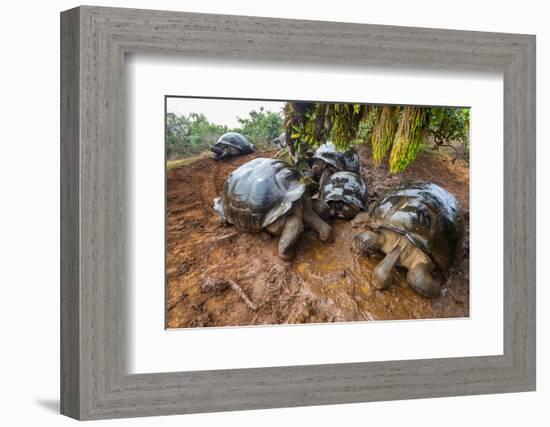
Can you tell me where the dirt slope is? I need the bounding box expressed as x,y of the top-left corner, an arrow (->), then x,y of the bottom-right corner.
166,146 -> 469,328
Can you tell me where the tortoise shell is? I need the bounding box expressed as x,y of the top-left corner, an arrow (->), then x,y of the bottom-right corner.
222,158 -> 306,232
309,143 -> 360,173
212,132 -> 254,154
342,148 -> 360,173
309,143 -> 346,171
368,181 -> 463,270
321,171 -> 368,212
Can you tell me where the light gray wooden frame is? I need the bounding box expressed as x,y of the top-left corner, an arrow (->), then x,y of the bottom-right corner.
60,5 -> 536,420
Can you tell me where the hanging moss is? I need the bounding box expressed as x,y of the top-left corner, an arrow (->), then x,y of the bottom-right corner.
389,106 -> 427,173
313,103 -> 328,142
370,106 -> 399,163
283,101 -> 457,173
331,103 -> 367,150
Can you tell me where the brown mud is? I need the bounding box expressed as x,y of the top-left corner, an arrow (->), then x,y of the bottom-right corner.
166,145 -> 469,328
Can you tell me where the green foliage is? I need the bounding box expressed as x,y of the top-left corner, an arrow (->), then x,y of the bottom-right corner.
284,100 -> 470,173
367,105 -> 470,172
283,102 -> 367,170
167,100 -> 470,173
284,102 -> 317,170
355,107 -> 377,142
426,107 -> 470,145
426,107 -> 470,161
166,108 -> 283,160
235,107 -> 284,150
166,112 -> 229,160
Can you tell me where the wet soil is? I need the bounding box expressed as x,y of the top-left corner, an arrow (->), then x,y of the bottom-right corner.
166,145 -> 469,328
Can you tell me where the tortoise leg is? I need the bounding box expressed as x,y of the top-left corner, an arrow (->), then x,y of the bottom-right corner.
317,167 -> 333,193
213,197 -> 227,224
353,230 -> 383,256
278,214 -> 304,261
371,244 -> 402,290
302,199 -> 333,242
407,262 -> 441,297
339,203 -> 360,220
309,198 -> 331,222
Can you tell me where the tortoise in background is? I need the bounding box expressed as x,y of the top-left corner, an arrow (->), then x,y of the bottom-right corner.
353,181 -> 464,297
214,158 -> 333,261
272,132 -> 287,149
341,148 -> 360,174
309,143 -> 360,189
210,132 -> 254,160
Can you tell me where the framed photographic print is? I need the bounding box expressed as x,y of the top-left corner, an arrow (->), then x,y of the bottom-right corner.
61,6 -> 536,420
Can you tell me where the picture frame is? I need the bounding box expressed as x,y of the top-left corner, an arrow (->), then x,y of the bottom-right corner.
60,5 -> 536,420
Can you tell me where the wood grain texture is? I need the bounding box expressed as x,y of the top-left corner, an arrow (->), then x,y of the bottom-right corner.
60,6 -> 536,420
60,7 -> 80,419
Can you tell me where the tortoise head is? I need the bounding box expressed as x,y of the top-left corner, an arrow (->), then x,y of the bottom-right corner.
310,158 -> 327,177
328,200 -> 360,220
309,143 -> 344,177
353,230 -> 383,256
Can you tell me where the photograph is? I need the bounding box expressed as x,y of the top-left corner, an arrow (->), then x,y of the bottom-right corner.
165,97 -> 470,328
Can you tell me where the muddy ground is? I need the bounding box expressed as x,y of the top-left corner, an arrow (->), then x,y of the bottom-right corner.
166,145 -> 469,328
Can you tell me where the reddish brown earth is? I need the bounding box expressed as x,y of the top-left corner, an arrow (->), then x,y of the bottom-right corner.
166,145 -> 469,328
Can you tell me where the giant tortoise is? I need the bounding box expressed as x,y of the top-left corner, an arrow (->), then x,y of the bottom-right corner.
214,158 -> 333,260
353,181 -> 464,297
210,132 -> 254,160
